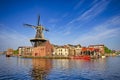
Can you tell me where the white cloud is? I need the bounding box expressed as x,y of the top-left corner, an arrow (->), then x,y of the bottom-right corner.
69,0 -> 111,24
73,15 -> 120,49
63,31 -> 71,35
48,18 -> 59,23
61,0 -> 111,36
0,24 -> 31,51
94,15 -> 120,31
79,28 -> 119,41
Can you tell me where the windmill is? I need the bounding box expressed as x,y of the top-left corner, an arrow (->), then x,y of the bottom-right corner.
24,15 -> 49,47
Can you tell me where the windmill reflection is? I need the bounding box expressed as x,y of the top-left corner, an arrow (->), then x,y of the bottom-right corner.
31,59 -> 52,80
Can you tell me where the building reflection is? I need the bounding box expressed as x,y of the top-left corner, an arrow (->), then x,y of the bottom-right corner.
31,59 -> 52,80
52,59 -> 106,72
30,58 -> 107,80
52,59 -> 70,69
70,59 -> 106,71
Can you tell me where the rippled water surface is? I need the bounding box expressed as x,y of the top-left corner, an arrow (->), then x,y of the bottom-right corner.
0,54 -> 120,80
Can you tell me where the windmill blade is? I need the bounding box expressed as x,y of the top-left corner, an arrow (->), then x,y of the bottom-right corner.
45,28 -> 49,31
24,24 -> 34,27
43,26 -> 49,31
24,24 -> 36,28
37,15 -> 40,26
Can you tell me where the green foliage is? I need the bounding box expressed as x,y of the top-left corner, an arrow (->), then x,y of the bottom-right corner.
104,46 -> 112,53
13,50 -> 18,54
116,52 -> 120,55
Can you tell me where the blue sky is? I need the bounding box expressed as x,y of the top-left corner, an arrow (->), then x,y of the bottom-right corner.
0,0 -> 120,51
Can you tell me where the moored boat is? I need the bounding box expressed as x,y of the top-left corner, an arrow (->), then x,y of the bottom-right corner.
6,54 -> 11,57
101,55 -> 106,58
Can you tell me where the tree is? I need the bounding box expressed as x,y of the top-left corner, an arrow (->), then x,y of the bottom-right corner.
104,46 -> 112,53
13,50 -> 18,54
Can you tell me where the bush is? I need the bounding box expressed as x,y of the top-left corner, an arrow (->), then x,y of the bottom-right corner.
13,50 -> 18,54
104,46 -> 112,53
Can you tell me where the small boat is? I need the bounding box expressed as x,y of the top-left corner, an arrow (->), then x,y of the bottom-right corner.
101,56 -> 106,58
6,54 -> 11,57
6,52 -> 12,57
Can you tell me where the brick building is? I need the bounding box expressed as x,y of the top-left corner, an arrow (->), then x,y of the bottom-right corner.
32,40 -> 53,57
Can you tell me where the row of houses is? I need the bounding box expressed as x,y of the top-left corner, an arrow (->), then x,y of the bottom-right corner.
18,40 -> 53,57
18,42 -> 104,57
52,44 -> 104,57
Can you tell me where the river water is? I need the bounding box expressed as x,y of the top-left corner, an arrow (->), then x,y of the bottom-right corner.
0,54 -> 120,80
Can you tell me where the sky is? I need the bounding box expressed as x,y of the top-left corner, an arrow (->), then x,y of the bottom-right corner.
0,0 -> 120,51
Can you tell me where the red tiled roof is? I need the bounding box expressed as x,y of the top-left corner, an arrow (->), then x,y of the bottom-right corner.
82,47 -> 87,51
87,48 -> 95,51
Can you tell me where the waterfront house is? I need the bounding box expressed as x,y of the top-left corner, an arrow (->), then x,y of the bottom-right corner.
88,45 -> 104,56
74,45 -> 82,56
66,44 -> 75,56
18,46 -> 33,56
6,48 -> 14,57
53,46 -> 69,57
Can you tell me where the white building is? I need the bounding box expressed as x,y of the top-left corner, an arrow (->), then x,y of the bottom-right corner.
53,47 -> 69,57
75,46 -> 82,56
18,46 -> 33,56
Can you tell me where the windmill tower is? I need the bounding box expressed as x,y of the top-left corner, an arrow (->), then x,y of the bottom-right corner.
24,15 -> 49,47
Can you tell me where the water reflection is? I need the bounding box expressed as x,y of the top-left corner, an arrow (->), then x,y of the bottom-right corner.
16,57 -> 32,67
52,59 -> 70,69
30,59 -> 107,80
52,59 -> 106,70
51,59 -> 107,80
31,59 -> 52,80
0,55 -> 120,80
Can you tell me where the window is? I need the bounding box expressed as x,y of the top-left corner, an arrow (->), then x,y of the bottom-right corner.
66,53 -> 67,55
